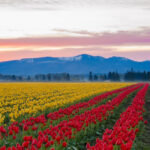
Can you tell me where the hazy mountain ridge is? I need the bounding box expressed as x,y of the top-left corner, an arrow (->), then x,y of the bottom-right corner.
0,54 -> 150,75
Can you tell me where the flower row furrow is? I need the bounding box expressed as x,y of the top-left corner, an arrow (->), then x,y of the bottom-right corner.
87,83 -> 149,150
47,84 -> 136,120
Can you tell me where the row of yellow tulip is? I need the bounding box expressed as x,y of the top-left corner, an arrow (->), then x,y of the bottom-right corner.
0,82 -> 133,124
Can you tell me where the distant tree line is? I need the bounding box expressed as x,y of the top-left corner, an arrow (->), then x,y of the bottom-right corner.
124,69 -> 150,81
0,73 -> 71,82
0,74 -> 24,81
88,70 -> 150,81
88,71 -> 120,81
0,69 -> 150,82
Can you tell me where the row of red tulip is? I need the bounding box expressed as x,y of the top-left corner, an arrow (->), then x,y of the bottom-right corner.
17,84 -> 136,131
0,84 -> 142,150
18,84 -> 137,130
47,84 -> 136,120
0,84 -> 136,142
86,83 -> 149,150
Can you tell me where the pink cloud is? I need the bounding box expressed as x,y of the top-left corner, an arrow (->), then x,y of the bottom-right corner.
0,28 -> 150,62
0,28 -> 150,47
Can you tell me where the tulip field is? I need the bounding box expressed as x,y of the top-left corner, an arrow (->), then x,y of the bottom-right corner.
0,82 -> 149,150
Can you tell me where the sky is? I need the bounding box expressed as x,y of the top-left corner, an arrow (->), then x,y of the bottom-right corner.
0,0 -> 150,62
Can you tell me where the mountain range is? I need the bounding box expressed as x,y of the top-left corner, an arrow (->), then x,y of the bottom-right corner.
0,54 -> 150,75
